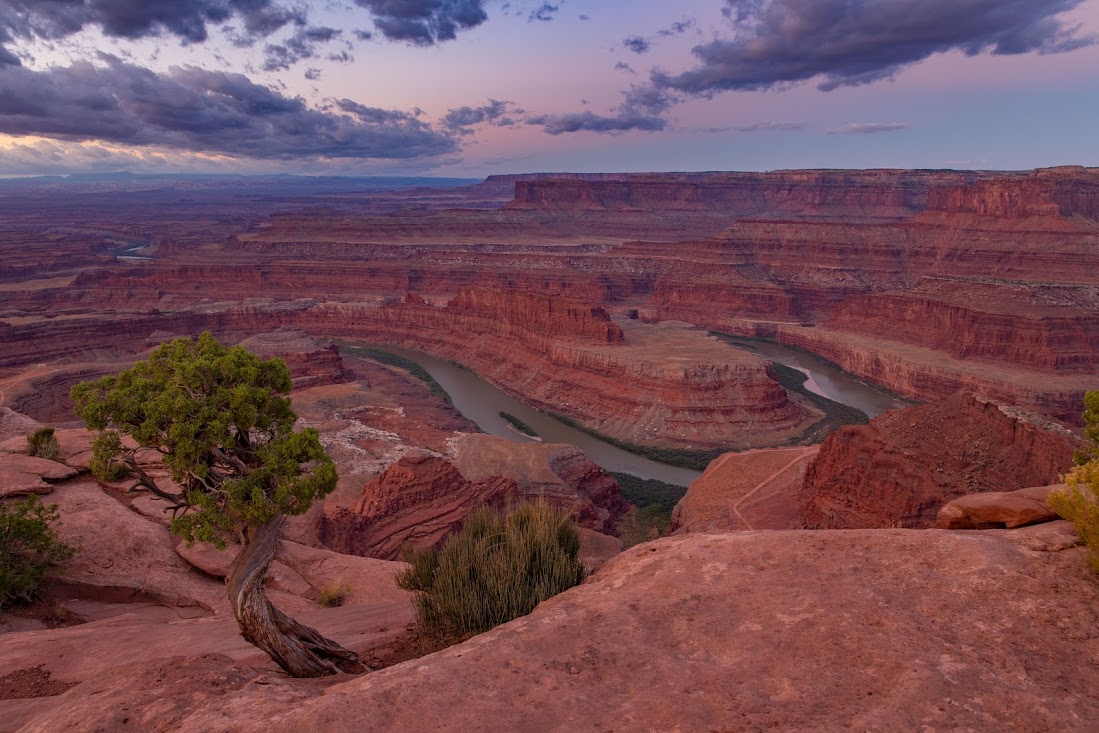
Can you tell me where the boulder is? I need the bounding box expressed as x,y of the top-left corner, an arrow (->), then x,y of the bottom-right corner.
0,453 -> 80,498
935,484 -> 1062,529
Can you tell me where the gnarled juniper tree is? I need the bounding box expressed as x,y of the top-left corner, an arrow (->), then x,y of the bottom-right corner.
71,332 -> 357,677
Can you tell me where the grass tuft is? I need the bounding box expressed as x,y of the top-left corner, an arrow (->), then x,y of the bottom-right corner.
26,427 -> 60,462
396,502 -> 585,638
318,581 -> 351,608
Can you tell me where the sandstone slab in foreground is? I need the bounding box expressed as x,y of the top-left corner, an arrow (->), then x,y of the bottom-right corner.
26,528 -> 1099,732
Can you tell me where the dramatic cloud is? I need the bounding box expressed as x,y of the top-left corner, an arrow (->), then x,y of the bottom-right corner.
654,0 -> 1094,95
528,3 -> 559,22
0,0 -> 301,64
442,99 -> 518,133
0,57 -> 456,160
355,0 -> 489,45
827,122 -> 910,135
0,0 -> 493,64
622,36 -> 649,54
263,26 -> 341,71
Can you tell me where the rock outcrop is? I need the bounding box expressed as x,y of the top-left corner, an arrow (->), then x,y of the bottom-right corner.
322,439 -> 630,560
449,433 -> 630,532
0,453 -> 80,498
321,453 -> 519,560
800,393 -> 1080,529
237,330 -> 350,387
935,484 -> 1062,530
19,528 -> 1099,733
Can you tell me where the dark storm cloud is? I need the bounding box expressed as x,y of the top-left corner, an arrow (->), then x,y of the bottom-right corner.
622,35 -> 649,54
355,0 -> 489,45
826,122 -> 910,135
0,57 -> 457,159
0,0 -> 492,64
654,0 -> 1094,95
262,26 -> 341,71
0,0 -> 299,58
443,99 -> 519,133
528,3 -> 558,22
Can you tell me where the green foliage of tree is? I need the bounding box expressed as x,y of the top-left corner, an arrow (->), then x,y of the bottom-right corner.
70,332 -> 336,548
26,427 -> 60,461
70,332 -> 352,677
1051,391 -> 1099,571
0,496 -> 75,609
397,502 -> 586,639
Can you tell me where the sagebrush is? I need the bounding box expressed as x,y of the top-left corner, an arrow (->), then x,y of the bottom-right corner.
397,502 -> 586,638
0,496 -> 75,609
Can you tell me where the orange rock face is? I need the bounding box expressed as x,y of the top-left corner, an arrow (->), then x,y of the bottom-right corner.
799,394 -> 1080,529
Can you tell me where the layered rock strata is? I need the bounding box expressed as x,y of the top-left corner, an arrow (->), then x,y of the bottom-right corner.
312,289 -> 819,450
323,438 -> 630,560
321,454 -> 519,560
2,167 -> 1097,433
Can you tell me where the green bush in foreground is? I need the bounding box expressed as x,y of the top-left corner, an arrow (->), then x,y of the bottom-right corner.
397,502 -> 586,638
26,427 -> 60,461
0,496 -> 75,609
1050,391 -> 1099,571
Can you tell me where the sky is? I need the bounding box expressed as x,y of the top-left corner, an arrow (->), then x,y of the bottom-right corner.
0,0 -> 1097,177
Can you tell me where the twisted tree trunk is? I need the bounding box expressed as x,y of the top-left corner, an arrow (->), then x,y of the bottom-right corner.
226,514 -> 365,677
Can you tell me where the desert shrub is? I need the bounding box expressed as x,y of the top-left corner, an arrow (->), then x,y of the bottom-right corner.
397,502 -> 586,638
319,581 -> 351,607
0,496 -> 75,609
26,427 -> 60,461
1051,462 -> 1099,571
1051,391 -> 1099,571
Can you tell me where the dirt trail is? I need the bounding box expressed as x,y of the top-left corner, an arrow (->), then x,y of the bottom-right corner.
0,364 -> 59,407
731,447 -> 818,530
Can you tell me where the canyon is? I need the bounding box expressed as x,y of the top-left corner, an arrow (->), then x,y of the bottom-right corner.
1,168 -> 1097,732
1,167 -> 1096,434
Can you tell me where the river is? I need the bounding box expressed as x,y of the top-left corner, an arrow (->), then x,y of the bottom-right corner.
342,339 -> 903,487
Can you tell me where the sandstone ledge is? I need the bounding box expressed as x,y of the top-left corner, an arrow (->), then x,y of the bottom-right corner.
20,528 -> 1099,733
